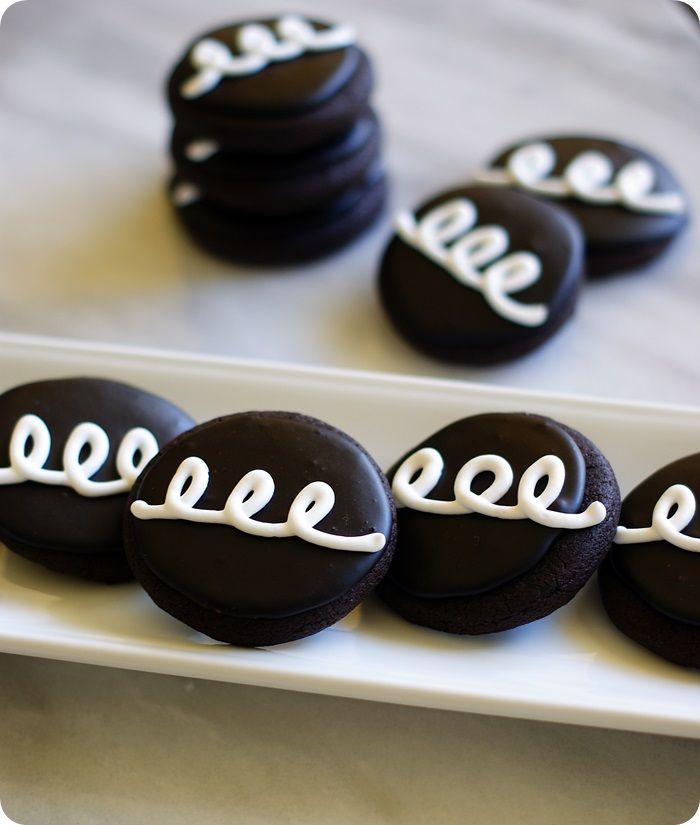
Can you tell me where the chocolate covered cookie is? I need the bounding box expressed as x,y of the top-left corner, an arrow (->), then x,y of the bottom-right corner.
171,169 -> 386,265
166,14 -> 387,263
474,136 -> 688,275
124,411 -> 396,646
171,110 -> 381,215
0,378 -> 195,582
599,453 -> 700,667
378,187 -> 585,364
379,412 -> 620,634
167,15 -> 371,154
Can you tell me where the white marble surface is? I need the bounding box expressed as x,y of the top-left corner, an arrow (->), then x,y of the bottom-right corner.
0,0 -> 700,823
1,0 -> 700,402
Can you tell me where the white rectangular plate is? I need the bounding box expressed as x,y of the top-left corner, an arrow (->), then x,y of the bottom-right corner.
0,332 -> 698,738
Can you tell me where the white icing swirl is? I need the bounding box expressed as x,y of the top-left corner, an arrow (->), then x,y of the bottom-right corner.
395,198 -> 548,328
392,447 -> 605,529
172,182 -> 200,207
184,139 -> 220,162
181,15 -> 357,99
0,414 -> 158,497
130,456 -> 387,554
474,141 -> 685,216
615,484 -> 700,552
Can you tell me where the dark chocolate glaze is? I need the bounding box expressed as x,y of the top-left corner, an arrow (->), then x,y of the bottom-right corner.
487,136 -> 688,248
598,555 -> 700,668
171,110 -> 379,181
387,413 -> 586,597
379,186 -> 584,359
171,116 -> 382,217
0,378 -> 195,553
167,51 -> 373,156
127,412 -> 395,619
173,161 -> 384,225
172,168 -> 387,265
168,18 -> 360,115
611,453 -> 700,626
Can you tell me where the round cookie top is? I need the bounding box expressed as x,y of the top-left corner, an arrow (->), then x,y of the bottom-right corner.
474,136 -> 688,247
387,412 -> 606,598
126,411 -> 395,618
0,377 -> 195,553
612,453 -> 700,626
168,15 -> 362,114
379,186 -> 584,358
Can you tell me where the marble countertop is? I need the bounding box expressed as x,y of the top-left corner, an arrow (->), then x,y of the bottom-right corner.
0,0 -> 699,823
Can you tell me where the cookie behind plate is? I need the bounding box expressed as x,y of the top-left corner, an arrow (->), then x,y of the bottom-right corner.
475,135 -> 688,275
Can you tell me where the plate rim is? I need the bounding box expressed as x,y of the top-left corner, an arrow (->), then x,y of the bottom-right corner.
1,329 -> 699,740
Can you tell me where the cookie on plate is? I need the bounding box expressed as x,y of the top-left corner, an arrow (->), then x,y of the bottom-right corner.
0,377 -> 195,582
474,136 -> 688,275
378,187 -> 585,364
599,453 -> 700,667
379,412 -> 620,634
124,411 -> 396,646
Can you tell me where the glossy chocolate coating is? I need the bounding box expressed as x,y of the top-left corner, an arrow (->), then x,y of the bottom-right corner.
0,378 -> 195,552
489,136 -> 687,247
611,453 -> 700,626
171,114 -> 381,216
387,413 -> 586,597
169,19 -> 360,115
128,412 -> 394,618
171,166 -> 387,265
171,110 -> 378,181
379,186 -> 584,356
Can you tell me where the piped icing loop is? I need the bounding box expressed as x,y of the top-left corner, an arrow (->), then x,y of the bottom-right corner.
392,447 -> 606,529
615,484 -> 700,553
474,142 -> 685,216
184,139 -> 220,162
172,182 -> 201,207
395,198 -> 547,328
0,414 -> 158,497
181,15 -> 357,99
130,456 -> 387,553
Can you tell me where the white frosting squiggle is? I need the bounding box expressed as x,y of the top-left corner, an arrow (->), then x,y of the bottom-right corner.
615,484 -> 700,552
0,414 -> 158,497
395,198 -> 548,328
392,447 -> 605,529
172,182 -> 200,207
181,15 -> 356,99
131,456 -> 386,553
185,139 -> 220,162
474,142 -> 685,216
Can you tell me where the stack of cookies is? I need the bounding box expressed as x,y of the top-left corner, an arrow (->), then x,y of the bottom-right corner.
167,14 -> 386,265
